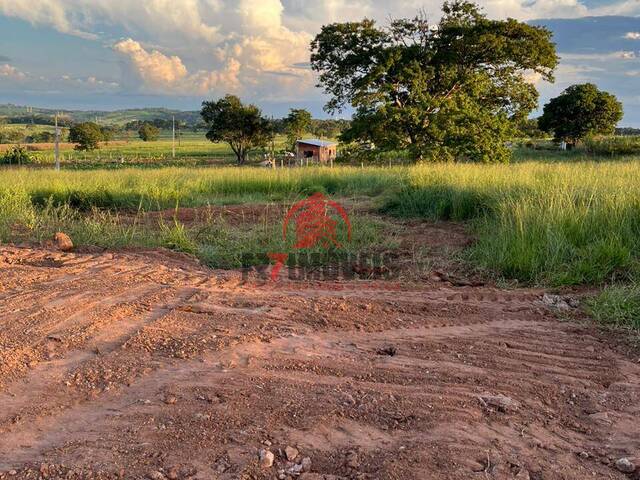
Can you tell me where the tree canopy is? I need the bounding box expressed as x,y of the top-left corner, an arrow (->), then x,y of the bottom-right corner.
201,95 -> 272,165
138,123 -> 160,142
68,122 -> 103,151
310,0 -> 558,162
284,109 -> 312,151
538,83 -> 623,144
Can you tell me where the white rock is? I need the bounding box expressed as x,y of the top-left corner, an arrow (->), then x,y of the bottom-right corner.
285,446 -> 299,461
615,458 -> 635,474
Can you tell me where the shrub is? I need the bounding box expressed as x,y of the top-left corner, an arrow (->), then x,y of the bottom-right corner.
583,136 -> 640,156
1,145 -> 31,165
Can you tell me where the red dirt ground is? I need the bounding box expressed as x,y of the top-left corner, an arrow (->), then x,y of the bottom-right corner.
0,245 -> 639,480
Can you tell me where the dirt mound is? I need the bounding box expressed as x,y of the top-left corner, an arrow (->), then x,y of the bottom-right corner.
0,247 -> 638,479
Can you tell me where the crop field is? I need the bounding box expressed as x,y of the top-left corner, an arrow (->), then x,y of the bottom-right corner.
1,157 -> 639,478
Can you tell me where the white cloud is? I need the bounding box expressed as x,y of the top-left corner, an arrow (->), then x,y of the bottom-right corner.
1,0 -> 639,103
114,39 -> 188,89
0,63 -> 26,80
626,32 -> 640,40
560,51 -> 638,62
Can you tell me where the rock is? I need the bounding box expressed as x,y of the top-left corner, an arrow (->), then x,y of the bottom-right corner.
301,457 -> 312,472
8,471 -> 17,476
285,446 -> 299,461
53,232 -> 74,252
288,464 -> 304,476
478,393 -> 518,412
514,468 -> 530,480
541,293 -> 571,311
147,472 -> 166,480
615,458 -> 636,473
163,395 -> 177,405
345,450 -> 359,469
166,467 -> 179,480
259,449 -> 275,468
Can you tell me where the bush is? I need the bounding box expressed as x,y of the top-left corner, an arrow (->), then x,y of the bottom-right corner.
138,123 -> 160,142
584,136 -> 640,156
1,145 -> 31,165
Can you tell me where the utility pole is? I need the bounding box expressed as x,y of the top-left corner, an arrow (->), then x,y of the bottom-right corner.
54,112 -> 60,171
172,116 -> 176,158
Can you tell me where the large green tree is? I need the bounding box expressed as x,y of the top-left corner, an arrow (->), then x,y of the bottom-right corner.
285,109 -> 312,151
68,122 -> 103,151
310,1 -> 558,162
538,83 -> 623,144
201,95 -> 272,165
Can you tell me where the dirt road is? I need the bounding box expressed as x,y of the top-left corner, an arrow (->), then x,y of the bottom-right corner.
0,247 -> 639,479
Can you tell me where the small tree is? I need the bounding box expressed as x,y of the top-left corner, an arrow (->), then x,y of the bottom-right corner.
68,122 -> 103,151
138,123 -> 160,142
1,145 -> 31,165
285,109 -> 312,151
201,95 -> 272,165
538,83 -> 623,145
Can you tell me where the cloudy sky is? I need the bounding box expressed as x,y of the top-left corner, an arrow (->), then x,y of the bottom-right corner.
0,0 -> 639,125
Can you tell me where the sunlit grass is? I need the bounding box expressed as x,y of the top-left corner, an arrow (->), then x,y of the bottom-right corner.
2,159 -> 640,327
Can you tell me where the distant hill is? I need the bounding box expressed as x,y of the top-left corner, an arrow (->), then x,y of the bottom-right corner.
0,104 -> 201,127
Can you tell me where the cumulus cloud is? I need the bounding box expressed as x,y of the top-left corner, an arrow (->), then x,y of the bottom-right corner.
626,32 -> 640,40
114,38 -> 243,95
0,63 -> 26,80
1,0 -> 639,106
114,39 -> 188,89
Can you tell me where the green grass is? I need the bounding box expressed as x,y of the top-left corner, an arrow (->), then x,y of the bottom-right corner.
0,166 -> 403,210
7,133 -> 300,166
587,285 -> 640,330
2,159 -> 640,328
384,161 -> 640,288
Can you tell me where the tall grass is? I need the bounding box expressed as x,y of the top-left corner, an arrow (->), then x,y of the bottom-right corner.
384,161 -> 640,287
0,166 -> 404,210
3,161 -> 640,290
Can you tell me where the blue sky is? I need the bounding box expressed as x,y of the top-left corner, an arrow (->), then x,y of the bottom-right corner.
0,1 -> 639,125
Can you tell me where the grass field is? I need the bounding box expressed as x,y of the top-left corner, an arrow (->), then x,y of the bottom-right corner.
1,159 -> 639,328
0,130 -> 305,166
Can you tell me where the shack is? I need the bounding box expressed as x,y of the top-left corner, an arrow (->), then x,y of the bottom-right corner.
295,139 -> 338,164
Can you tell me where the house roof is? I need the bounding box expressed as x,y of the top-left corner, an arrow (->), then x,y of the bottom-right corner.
296,139 -> 337,147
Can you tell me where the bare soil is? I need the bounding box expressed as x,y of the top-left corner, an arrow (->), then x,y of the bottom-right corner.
0,243 -> 639,480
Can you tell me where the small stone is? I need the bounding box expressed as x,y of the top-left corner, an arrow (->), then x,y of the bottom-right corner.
8,471 -> 17,476
345,450 -> 359,469
166,466 -> 179,480
259,449 -> 275,468
301,457 -> 312,472
542,293 -> 571,311
147,472 -> 166,480
263,439 -> 272,446
285,446 -> 299,461
288,464 -> 303,476
615,458 -> 635,474
579,451 -> 589,459
54,232 -> 74,252
163,395 -> 177,405
478,393 -> 518,412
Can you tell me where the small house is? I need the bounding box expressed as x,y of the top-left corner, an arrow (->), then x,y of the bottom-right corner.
295,139 -> 338,164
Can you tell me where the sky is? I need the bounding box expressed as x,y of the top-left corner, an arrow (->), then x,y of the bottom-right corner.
0,0 -> 639,125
